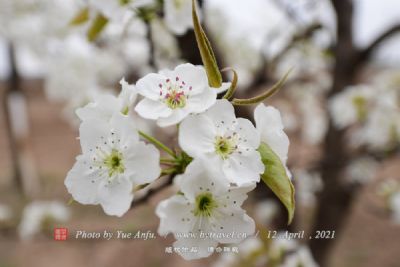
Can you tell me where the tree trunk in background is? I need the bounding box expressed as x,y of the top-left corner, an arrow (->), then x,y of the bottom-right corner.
3,43 -> 24,193
309,0 -> 359,265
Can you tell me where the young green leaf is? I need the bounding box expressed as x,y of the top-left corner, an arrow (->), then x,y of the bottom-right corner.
87,13 -> 109,42
191,0 -> 222,88
70,7 -> 90,25
258,142 -> 295,224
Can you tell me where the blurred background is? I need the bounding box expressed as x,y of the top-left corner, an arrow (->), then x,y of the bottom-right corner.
0,0 -> 400,266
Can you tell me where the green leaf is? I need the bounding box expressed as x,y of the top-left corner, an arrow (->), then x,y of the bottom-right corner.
231,68 -> 292,106
70,7 -> 90,25
222,68 -> 238,100
258,142 -> 295,224
87,13 -> 109,42
192,0 -> 222,88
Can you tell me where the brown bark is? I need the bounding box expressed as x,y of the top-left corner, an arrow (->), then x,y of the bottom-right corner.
2,43 -> 24,193
309,0 -> 357,264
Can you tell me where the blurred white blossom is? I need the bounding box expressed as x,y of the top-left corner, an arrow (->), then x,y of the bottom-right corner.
294,169 -> 323,206
329,85 -> 374,129
18,201 -> 70,240
344,157 -> 379,184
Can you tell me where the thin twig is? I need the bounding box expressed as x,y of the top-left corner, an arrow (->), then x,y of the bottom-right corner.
130,174 -> 174,209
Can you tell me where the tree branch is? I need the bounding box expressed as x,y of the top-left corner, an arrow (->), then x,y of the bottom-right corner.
130,174 -> 174,209
357,23 -> 400,65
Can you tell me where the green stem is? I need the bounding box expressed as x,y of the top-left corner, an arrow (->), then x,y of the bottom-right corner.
231,68 -> 292,106
160,158 -> 176,163
222,68 -> 238,100
161,168 -> 176,176
139,131 -> 176,158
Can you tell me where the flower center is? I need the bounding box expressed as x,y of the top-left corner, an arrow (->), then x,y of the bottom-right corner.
215,136 -> 237,159
194,193 -> 217,217
352,96 -> 367,121
159,77 -> 192,109
103,149 -> 125,177
165,90 -> 186,109
119,0 -> 130,6
174,0 -> 184,9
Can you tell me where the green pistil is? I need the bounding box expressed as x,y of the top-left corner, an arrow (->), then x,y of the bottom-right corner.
215,136 -> 236,159
174,0 -> 184,9
104,149 -> 125,177
352,96 -> 367,121
194,193 -> 218,217
165,90 -> 186,109
121,106 -> 129,115
119,0 -> 130,6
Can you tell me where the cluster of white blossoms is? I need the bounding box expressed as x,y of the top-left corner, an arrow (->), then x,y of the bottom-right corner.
18,201 -> 70,240
212,234 -> 318,267
378,179 -> 400,225
329,78 -> 400,151
65,62 -> 291,260
85,0 -> 194,36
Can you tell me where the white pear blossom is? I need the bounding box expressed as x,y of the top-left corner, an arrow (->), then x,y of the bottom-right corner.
354,107 -> 400,150
45,35 -> 124,121
76,78 -> 137,122
389,192 -> 400,224
254,103 -> 289,164
65,114 -> 161,217
344,157 -> 379,185
88,0 -> 154,22
212,237 -> 267,267
281,246 -> 319,267
151,18 -> 182,69
0,204 -> 12,222
163,0 -> 193,35
299,93 -> 328,145
254,103 -> 291,177
179,100 -> 264,185
329,85 -> 374,129
254,200 -> 279,226
294,169 -> 323,206
135,63 -> 217,127
18,201 -> 70,240
156,160 -> 256,260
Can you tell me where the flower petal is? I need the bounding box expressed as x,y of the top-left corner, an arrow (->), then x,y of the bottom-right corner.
223,152 -> 263,185
254,104 -> 289,164
156,195 -> 195,236
79,118 -> 110,155
135,98 -> 172,120
186,88 -> 217,113
157,108 -> 188,127
179,114 -> 216,157
205,100 -> 236,132
64,155 -> 101,205
173,63 -> 208,94
97,177 -> 133,217
212,212 -> 255,244
235,118 -> 260,149
177,160 -> 229,202
136,73 -> 167,100
124,141 -> 161,185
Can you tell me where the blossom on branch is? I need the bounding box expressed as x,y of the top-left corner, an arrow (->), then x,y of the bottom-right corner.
65,114 -> 160,217
135,63 -> 217,127
156,160 -> 255,260
179,99 -> 264,185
